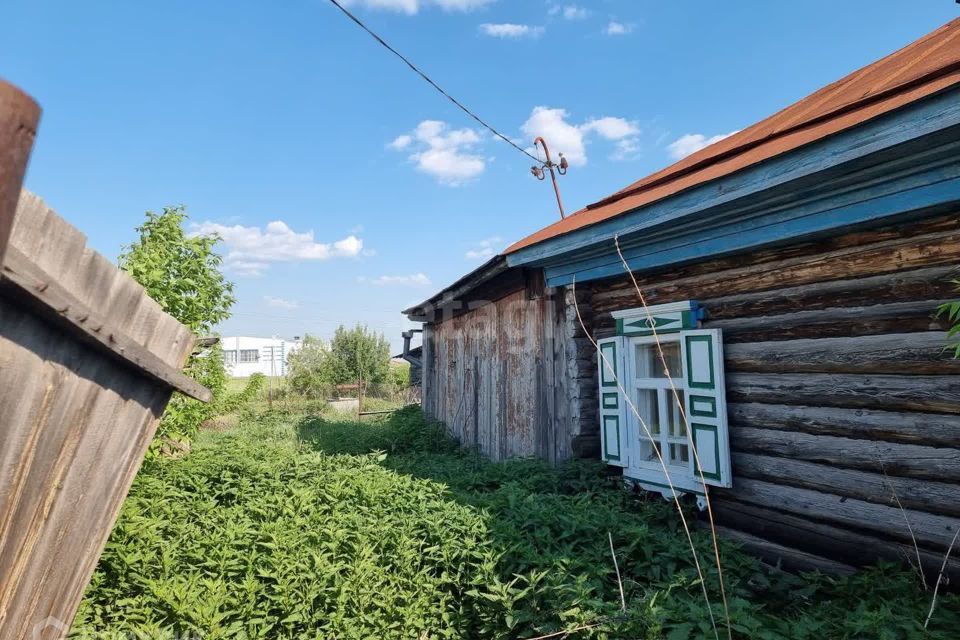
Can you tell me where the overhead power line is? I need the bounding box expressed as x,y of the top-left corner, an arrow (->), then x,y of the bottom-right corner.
326,0 -> 540,163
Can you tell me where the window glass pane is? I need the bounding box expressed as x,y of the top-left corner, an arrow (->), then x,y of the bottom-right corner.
223,350 -> 237,364
665,390 -> 686,438
240,349 -> 259,363
669,443 -> 689,465
634,342 -> 681,379
635,388 -> 661,462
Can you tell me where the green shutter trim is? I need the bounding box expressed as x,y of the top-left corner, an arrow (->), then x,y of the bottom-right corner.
616,309 -> 698,337
691,423 -> 722,481
600,341 -> 618,386
689,395 -> 717,418
602,392 -> 618,409
684,334 -> 715,389
602,415 -> 621,461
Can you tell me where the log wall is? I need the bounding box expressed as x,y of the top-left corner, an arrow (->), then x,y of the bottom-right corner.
588,212 -> 960,578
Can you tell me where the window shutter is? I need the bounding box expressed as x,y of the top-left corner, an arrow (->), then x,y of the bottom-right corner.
680,329 -> 732,488
597,336 -> 628,468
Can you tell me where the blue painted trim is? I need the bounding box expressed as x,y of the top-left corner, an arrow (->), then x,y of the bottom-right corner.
544,145 -> 960,280
506,87 -> 960,270
545,172 -> 960,287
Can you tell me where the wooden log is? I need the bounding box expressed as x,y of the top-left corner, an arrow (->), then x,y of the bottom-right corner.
728,402 -> 960,448
727,477 -> 960,549
591,219 -> 960,313
730,426 -> 960,481
732,451 -> 960,516
709,299 -> 946,343
726,372 -> 960,413
710,499 -> 960,582
0,81 -> 40,266
710,525 -> 857,575
703,265 -> 958,320
723,332 -> 960,374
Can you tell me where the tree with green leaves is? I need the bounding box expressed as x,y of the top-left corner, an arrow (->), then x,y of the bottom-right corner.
119,207 -> 234,334
288,335 -> 336,398
120,206 -> 235,454
327,324 -> 391,386
287,326 -> 391,397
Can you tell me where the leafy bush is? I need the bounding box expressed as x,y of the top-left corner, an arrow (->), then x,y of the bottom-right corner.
216,373 -> 267,415
288,326 -> 392,400
287,335 -> 335,399
937,290 -> 960,357
75,408 -> 960,639
119,206 -> 235,454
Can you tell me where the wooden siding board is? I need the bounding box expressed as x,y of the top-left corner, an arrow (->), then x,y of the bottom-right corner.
425,286 -> 588,462
0,188 -> 203,636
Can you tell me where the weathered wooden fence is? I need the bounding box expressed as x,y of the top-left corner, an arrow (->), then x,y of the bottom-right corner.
0,80 -> 210,639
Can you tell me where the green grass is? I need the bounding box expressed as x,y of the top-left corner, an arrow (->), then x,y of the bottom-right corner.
74,408 -> 959,639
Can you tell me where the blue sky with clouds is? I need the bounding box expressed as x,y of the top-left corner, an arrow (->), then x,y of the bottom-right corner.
3,1 -> 956,350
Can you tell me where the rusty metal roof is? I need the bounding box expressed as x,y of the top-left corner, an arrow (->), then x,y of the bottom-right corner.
505,18 -> 960,255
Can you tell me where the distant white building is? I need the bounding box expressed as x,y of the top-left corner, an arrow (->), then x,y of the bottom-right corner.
221,336 -> 302,378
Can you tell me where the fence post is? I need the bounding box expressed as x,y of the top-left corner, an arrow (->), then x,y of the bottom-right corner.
0,80 -> 41,267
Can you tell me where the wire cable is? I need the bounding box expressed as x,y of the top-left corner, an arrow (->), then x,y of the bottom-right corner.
326,0 -> 540,163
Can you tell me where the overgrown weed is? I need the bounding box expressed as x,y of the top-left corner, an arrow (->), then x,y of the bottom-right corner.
74,408 -> 959,639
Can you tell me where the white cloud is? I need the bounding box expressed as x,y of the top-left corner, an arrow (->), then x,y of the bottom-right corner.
191,220 -> 363,276
553,5 -> 589,19
340,0 -> 493,14
389,120 -> 486,185
522,107 -> 588,166
666,131 -> 739,160
479,23 -> 544,38
521,107 -> 641,166
359,273 -> 433,287
263,296 -> 299,310
388,134 -> 412,150
582,116 -> 642,160
465,236 -> 502,260
605,21 -> 632,35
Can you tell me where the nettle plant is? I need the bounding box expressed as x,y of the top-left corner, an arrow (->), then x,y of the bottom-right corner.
937,287 -> 960,357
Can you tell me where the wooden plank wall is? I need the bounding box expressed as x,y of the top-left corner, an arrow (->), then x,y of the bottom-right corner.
0,193 -> 198,639
422,279 -> 599,463
588,212 -> 960,578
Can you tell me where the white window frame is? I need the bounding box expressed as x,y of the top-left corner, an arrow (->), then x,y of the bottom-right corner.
598,301 -> 732,506
223,350 -> 238,365
239,349 -> 260,363
624,333 -> 704,497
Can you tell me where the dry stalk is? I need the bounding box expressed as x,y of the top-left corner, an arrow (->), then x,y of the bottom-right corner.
608,531 -> 627,611
925,526 -> 960,629
613,236 -> 734,639
878,458 -> 927,591
523,620 -> 604,640
571,278 -> 720,640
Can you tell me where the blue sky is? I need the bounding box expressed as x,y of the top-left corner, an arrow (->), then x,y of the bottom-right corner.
3,1 -> 956,351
